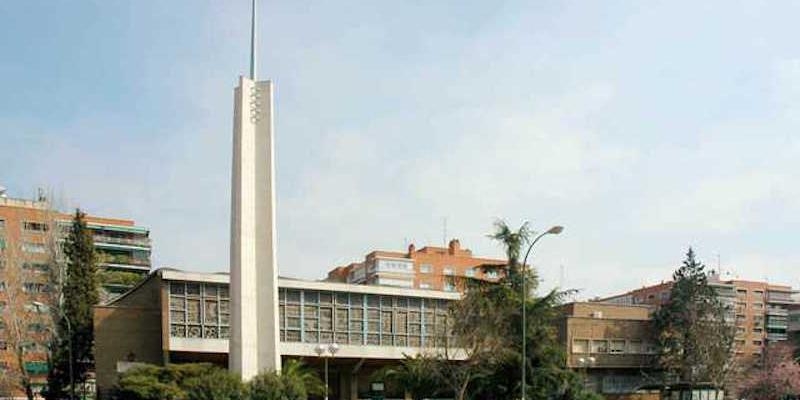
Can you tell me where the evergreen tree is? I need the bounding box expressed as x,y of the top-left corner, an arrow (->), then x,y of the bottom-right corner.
45,210 -> 99,399
652,248 -> 734,388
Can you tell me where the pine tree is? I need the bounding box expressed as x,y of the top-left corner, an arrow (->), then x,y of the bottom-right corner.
45,209 -> 99,399
653,248 -> 734,388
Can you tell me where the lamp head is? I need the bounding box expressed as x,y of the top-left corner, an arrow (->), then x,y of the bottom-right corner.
547,226 -> 564,235
328,342 -> 340,355
314,344 -> 327,356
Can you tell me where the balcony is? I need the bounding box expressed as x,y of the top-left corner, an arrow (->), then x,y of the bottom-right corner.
767,307 -> 789,316
767,292 -> 795,304
568,353 -> 655,369
99,255 -> 151,271
767,332 -> 788,341
93,234 -> 151,248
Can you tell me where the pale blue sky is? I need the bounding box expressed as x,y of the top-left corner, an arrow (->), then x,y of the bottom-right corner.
2,1 -> 800,297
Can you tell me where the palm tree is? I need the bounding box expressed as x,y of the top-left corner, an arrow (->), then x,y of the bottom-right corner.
377,355 -> 440,400
248,359 -> 325,400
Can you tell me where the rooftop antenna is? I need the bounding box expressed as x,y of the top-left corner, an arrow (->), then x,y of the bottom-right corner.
249,0 -> 257,80
559,264 -> 565,288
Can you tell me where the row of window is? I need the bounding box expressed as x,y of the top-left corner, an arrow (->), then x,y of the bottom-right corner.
169,282 -> 231,339
279,288 -> 452,347
572,339 -> 657,355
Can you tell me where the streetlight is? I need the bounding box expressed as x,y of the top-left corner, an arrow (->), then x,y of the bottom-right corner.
314,342 -> 339,400
519,225 -> 564,400
33,301 -> 74,400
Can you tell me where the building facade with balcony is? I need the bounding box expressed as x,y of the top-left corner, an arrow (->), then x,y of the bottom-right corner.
557,302 -> 658,395
94,268 -> 461,399
325,239 -> 505,292
600,275 -> 796,361
0,188 -> 150,398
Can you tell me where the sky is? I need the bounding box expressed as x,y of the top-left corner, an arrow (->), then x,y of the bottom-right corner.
2,0 -> 800,299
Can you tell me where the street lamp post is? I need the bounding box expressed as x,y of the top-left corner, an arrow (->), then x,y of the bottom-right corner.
519,225 -> 564,400
314,343 -> 340,400
33,301 -> 74,400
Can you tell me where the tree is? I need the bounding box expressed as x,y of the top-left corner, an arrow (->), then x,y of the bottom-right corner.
375,354 -> 441,400
737,343 -> 800,400
183,367 -> 244,400
247,359 -> 325,400
113,363 -> 244,400
444,220 -> 596,400
45,209 -> 99,399
652,248 -> 735,388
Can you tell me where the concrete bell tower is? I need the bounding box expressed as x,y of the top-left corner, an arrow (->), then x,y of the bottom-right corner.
229,0 -> 281,379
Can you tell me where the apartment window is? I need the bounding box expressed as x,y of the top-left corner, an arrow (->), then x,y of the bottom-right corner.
419,283 -> 431,289
609,340 -> 626,354
659,292 -> 669,301
572,339 -> 589,353
465,269 -> 475,278
0,282 -> 5,292
753,328 -> 763,334
752,303 -> 763,309
590,340 -> 608,353
22,262 -> 50,273
23,283 -> 50,293
443,267 -> 454,276
22,242 -> 46,254
0,219 -> 5,229
443,282 -> 455,292
754,290 -> 764,296
628,340 -> 643,354
736,326 -> 745,335
737,289 -> 747,295
0,341 -> 6,351
486,270 -> 499,279
753,340 -> 763,346
23,221 -> 48,232
419,264 -> 432,274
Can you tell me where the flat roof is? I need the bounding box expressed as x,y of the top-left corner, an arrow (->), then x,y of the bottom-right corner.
157,268 -> 461,300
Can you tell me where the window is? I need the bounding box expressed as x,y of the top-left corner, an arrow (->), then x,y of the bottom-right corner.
572,339 -> 589,353
22,242 -> 46,254
443,282 -> 455,292
465,269 -> 475,278
0,282 -> 5,292
419,283 -> 431,289
590,340 -> 608,353
0,341 -> 6,350
753,340 -> 762,346
0,219 -> 5,229
660,292 -> 669,301
628,340 -> 643,354
23,221 -> 48,232
752,303 -> 763,309
737,289 -> 747,295
609,340 -> 626,354
754,290 -> 764,296
23,283 -> 50,293
486,270 -> 499,279
443,267 -> 454,276
753,328 -> 763,333
23,263 -> 50,273
419,264 -> 432,273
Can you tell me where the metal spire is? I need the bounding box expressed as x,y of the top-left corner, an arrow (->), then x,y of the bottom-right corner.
249,0 -> 257,80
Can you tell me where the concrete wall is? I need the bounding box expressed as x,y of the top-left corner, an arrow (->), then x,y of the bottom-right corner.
94,276 -> 164,398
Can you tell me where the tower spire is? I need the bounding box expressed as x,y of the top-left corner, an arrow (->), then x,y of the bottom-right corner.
249,0 -> 257,80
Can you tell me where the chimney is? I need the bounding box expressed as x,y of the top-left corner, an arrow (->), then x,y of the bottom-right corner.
448,239 -> 460,255
407,243 -> 416,256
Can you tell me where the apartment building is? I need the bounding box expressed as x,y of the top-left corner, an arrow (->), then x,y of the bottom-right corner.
326,239 -> 505,291
0,188 -> 151,397
601,275 -> 796,359
557,302 -> 658,395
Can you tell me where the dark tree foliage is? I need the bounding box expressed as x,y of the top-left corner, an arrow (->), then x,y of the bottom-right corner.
114,363 -> 243,400
375,355 -> 441,400
652,248 -> 734,388
45,209 -> 99,399
447,220 -> 600,400
247,359 -> 325,400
